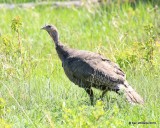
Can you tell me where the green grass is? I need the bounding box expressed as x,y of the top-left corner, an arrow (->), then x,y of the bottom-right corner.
0,0 -> 70,4
0,0 -> 60,3
0,2 -> 160,128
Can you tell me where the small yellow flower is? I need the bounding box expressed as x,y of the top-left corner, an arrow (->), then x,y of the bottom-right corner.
96,100 -> 103,107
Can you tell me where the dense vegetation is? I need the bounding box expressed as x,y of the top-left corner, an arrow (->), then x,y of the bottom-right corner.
0,0 -> 65,3
0,1 -> 160,127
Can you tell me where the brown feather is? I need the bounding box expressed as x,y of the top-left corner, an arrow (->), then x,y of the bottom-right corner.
42,24 -> 144,105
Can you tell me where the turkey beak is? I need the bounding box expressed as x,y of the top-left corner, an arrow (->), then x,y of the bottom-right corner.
41,26 -> 46,30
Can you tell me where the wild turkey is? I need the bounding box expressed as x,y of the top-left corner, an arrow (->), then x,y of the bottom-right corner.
42,25 -> 144,105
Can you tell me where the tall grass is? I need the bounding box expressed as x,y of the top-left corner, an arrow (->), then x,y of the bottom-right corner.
0,2 -> 160,127
0,0 -> 59,3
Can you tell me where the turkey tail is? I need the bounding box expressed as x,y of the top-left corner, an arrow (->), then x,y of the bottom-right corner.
118,82 -> 144,105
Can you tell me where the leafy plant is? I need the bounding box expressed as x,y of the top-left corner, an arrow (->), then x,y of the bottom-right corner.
11,16 -> 22,53
143,24 -> 156,66
60,101 -> 124,128
0,98 -> 11,128
115,24 -> 158,70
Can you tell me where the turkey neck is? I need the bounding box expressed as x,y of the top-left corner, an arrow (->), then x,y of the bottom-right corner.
49,30 -> 73,61
55,43 -> 70,61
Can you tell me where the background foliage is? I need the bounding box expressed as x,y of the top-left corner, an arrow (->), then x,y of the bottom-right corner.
0,0 -> 160,127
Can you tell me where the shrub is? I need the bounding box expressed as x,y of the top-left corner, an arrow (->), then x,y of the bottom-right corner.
115,24 -> 159,70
